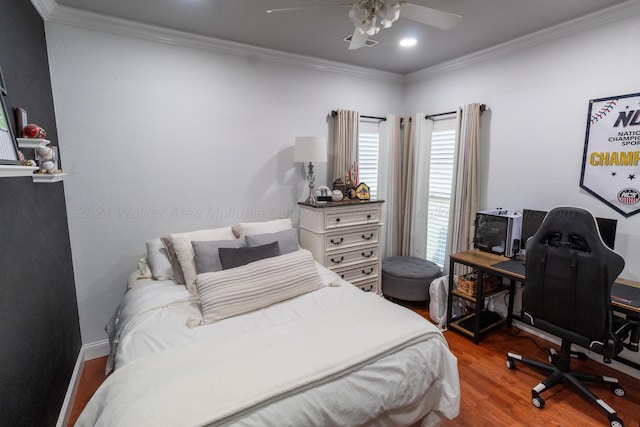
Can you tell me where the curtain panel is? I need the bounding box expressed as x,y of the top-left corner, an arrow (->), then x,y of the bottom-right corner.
446,103 -> 482,274
330,110 -> 360,184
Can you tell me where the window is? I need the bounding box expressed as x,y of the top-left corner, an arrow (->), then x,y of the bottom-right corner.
357,121 -> 380,199
425,117 -> 457,268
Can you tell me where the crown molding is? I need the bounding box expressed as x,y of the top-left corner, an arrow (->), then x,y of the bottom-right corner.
406,0 -> 640,84
29,0 -> 404,84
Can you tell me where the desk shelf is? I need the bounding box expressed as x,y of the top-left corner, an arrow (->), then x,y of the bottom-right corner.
449,310 -> 506,338
451,286 -> 509,304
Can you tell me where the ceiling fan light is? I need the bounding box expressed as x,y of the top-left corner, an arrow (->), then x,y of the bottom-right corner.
399,38 -> 417,47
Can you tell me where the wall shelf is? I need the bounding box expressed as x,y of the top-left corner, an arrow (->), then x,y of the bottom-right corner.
32,173 -> 65,183
0,165 -> 38,178
17,138 -> 50,149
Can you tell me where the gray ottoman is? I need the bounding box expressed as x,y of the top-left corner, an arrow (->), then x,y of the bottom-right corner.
382,256 -> 442,301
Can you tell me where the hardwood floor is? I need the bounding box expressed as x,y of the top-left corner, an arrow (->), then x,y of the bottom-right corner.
69,306 -> 640,427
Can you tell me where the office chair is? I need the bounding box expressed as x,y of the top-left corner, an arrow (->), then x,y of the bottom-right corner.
506,207 -> 628,427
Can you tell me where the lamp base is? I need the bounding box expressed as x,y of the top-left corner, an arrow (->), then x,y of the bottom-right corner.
304,161 -> 317,205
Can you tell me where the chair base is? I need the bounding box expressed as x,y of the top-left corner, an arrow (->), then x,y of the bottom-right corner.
506,340 -> 626,427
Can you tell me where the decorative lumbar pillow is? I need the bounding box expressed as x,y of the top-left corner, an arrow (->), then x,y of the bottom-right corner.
245,228 -> 299,255
235,218 -> 292,238
145,238 -> 175,281
218,241 -> 280,270
160,236 -> 186,285
192,239 -> 245,274
195,249 -> 324,323
169,226 -> 237,293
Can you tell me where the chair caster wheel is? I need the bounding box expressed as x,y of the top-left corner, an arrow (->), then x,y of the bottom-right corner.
609,416 -> 623,427
506,358 -> 516,370
532,396 -> 545,409
612,385 -> 625,397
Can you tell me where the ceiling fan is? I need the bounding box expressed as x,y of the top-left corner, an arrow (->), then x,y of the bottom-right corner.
267,1 -> 462,50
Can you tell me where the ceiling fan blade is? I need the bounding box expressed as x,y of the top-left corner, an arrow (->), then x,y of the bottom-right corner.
266,4 -> 351,14
399,2 -> 461,30
348,29 -> 368,50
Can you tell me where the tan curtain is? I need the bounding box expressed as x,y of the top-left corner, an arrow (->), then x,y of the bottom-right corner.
330,110 -> 360,183
447,103 -> 482,273
392,116 -> 417,256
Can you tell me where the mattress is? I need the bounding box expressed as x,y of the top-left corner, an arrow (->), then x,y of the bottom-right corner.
77,263 -> 460,426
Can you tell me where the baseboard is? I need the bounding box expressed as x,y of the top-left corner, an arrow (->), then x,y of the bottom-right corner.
513,320 -> 640,380
56,346 -> 85,427
83,338 -> 110,360
56,339 -> 110,426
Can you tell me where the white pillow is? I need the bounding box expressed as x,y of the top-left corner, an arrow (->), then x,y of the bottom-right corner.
236,218 -> 292,238
169,226 -> 236,294
145,238 -> 174,281
195,249 -> 323,323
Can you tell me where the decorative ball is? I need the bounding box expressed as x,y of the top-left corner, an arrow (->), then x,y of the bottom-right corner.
23,124 -> 46,139
331,190 -> 344,201
41,161 -> 55,172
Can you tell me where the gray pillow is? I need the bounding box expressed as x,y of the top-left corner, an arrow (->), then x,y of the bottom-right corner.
145,238 -> 175,280
192,239 -> 245,274
245,228 -> 299,255
218,241 -> 280,270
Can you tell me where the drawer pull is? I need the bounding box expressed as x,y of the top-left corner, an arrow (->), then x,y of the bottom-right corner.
340,274 -> 345,279
362,268 -> 374,275
362,233 -> 374,240
335,217 -> 341,222
330,237 -> 344,245
361,284 -> 373,292
331,256 -> 345,264
362,251 -> 374,258
366,214 -> 372,219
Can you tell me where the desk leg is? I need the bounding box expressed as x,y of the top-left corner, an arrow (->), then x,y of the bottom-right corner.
446,259 -> 455,329
507,279 -> 516,326
473,271 -> 483,345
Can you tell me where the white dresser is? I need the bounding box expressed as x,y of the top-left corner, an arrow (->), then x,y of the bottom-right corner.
298,200 -> 384,293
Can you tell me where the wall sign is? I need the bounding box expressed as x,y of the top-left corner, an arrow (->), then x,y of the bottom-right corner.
580,92 -> 640,217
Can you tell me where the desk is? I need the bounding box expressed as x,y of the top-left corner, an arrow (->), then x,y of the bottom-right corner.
447,250 -> 524,344
447,250 -> 640,348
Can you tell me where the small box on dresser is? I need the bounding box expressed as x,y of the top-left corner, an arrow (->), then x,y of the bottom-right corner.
298,200 -> 384,294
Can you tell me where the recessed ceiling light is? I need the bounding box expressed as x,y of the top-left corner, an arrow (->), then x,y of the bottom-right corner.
399,38 -> 417,47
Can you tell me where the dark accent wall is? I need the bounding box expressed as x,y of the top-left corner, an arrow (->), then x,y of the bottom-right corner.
0,1 -> 81,425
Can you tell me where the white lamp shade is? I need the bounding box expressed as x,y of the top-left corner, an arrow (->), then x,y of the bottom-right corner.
294,136 -> 327,163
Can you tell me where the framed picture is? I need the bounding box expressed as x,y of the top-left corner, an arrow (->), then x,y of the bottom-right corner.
0,66 -> 20,165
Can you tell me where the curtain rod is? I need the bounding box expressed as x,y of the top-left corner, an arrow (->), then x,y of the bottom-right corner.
331,110 -> 387,121
425,104 -> 487,120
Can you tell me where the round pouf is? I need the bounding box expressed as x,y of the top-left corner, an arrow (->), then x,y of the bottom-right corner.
382,256 -> 442,301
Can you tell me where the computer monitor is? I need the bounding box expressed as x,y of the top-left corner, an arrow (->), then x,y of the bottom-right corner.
520,208 -> 617,250
595,217 -> 617,250
521,209 -> 547,250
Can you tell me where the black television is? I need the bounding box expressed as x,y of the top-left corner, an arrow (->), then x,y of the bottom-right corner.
520,208 -> 617,250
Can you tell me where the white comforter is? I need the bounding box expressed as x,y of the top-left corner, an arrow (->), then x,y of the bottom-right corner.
77,265 -> 459,427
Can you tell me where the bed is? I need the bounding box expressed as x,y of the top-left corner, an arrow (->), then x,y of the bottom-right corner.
75,220 -> 460,427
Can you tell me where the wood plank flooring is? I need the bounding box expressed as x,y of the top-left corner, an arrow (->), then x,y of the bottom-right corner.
68,305 -> 640,426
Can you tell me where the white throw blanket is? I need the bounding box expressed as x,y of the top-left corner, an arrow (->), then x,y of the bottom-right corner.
77,290 -> 446,427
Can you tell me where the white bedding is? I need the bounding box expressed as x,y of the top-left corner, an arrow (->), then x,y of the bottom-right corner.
78,264 -> 460,427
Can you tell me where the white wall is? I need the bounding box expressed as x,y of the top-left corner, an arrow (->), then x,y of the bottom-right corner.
405,12 -> 640,281
45,24 -> 403,345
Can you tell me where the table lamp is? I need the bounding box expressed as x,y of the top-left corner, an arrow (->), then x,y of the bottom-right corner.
294,136 -> 327,205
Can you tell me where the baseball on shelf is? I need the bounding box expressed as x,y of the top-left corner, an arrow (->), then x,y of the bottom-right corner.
23,123 -> 46,139
36,146 -> 55,160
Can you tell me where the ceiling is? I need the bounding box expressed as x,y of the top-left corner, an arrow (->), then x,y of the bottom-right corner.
52,0 -> 630,75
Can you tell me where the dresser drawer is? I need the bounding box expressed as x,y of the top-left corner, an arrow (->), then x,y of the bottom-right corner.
324,245 -> 378,268
324,228 -> 379,251
325,208 -> 381,229
354,279 -> 378,293
333,261 -> 379,283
